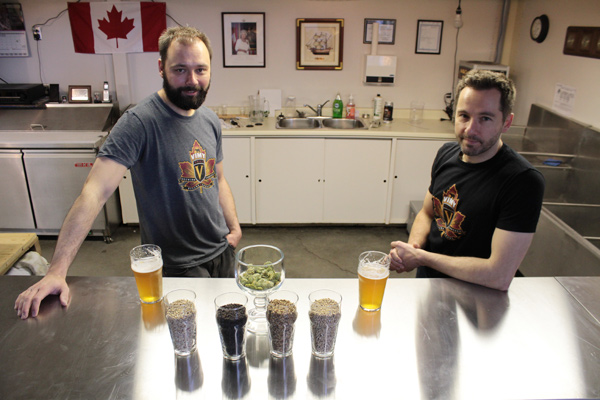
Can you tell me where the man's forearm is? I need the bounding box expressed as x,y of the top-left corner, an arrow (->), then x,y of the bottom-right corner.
48,191 -> 107,277
413,229 -> 534,291
218,177 -> 242,244
416,250 -> 509,290
408,210 -> 432,248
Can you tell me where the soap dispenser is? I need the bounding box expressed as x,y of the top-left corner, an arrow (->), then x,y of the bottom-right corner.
332,93 -> 343,118
346,94 -> 356,120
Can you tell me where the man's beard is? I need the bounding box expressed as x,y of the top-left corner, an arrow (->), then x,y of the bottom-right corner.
163,76 -> 209,111
459,131 -> 502,157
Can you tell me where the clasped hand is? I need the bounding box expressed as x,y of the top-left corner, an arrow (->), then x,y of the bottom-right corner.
389,241 -> 421,274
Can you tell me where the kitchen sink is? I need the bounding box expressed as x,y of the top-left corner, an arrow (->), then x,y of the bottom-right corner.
276,117 -> 367,129
322,118 -> 367,129
276,118 -> 320,129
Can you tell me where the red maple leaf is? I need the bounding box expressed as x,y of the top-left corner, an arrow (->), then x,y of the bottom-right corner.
97,5 -> 135,48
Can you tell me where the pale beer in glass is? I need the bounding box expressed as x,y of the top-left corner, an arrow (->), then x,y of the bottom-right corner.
130,244 -> 163,304
358,251 -> 390,311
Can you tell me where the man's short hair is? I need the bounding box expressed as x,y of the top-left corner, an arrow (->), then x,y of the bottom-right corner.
159,26 -> 213,64
455,70 -> 516,121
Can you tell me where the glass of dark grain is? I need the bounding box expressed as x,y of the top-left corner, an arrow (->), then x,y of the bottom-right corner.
215,292 -> 249,361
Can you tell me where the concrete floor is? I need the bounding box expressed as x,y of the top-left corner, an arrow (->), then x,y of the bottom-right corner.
38,225 -> 415,279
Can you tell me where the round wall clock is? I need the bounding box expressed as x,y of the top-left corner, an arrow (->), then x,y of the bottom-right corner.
530,14 -> 549,43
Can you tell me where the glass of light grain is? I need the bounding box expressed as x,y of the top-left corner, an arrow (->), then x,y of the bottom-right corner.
309,289 -> 342,358
164,289 -> 197,356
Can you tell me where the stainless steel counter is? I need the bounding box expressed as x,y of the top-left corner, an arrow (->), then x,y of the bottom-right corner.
1,276 -> 599,399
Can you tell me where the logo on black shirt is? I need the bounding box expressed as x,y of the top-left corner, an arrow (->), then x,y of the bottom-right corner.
432,184 -> 466,240
178,140 -> 216,192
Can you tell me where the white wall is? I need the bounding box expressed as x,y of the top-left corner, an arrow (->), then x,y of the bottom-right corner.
507,0 -> 600,127
1,0 -> 505,113
2,0 -> 598,128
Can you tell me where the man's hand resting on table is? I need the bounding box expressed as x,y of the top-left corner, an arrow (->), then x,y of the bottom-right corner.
14,273 -> 70,319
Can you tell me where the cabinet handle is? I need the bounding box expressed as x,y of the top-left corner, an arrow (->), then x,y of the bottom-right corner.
394,175 -> 398,179
245,175 -> 249,178
258,179 -> 262,182
383,180 -> 387,183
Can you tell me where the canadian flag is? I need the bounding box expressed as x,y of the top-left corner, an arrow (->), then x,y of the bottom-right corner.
68,2 -> 166,54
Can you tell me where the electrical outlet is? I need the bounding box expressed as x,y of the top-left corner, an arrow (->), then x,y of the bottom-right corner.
33,27 -> 42,41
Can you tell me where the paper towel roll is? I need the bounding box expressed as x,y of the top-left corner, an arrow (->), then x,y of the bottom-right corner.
371,22 -> 379,55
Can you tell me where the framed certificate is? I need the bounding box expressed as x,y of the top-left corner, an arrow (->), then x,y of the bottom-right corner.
415,20 -> 443,54
363,19 -> 396,44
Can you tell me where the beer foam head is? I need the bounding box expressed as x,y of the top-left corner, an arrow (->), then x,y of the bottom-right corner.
131,257 -> 162,273
358,262 -> 390,279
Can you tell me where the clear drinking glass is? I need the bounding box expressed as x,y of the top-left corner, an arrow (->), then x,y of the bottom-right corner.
410,101 -> 425,124
130,244 -> 163,304
357,251 -> 390,312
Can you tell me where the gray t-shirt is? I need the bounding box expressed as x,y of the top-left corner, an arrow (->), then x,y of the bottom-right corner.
98,93 -> 229,269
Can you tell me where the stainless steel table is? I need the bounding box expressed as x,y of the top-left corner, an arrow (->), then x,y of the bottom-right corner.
1,276 -> 600,399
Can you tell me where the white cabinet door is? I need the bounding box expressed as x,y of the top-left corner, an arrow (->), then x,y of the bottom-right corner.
23,150 -> 105,231
390,139 -> 449,223
0,151 -> 35,229
323,139 -> 392,223
222,137 -> 252,224
255,138 -> 325,223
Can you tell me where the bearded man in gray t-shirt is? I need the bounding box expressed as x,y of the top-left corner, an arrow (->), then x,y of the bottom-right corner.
15,26 -> 242,320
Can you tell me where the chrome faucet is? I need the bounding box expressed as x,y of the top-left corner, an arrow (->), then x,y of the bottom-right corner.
304,100 -> 330,116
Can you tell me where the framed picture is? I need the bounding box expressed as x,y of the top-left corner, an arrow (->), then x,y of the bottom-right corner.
296,18 -> 343,70
415,20 -> 444,54
363,19 -> 396,44
222,12 -> 265,68
563,26 -> 600,60
68,85 -> 92,103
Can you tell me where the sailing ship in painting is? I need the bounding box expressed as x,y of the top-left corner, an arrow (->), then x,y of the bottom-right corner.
305,31 -> 332,55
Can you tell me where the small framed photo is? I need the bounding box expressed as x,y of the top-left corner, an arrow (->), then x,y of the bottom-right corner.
222,12 -> 265,68
415,20 -> 444,54
68,85 -> 92,103
363,19 -> 396,45
296,18 -> 344,70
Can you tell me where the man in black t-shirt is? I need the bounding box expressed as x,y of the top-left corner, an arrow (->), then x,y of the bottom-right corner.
389,70 -> 544,290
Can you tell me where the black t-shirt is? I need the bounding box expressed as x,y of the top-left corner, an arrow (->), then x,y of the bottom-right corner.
417,142 -> 545,279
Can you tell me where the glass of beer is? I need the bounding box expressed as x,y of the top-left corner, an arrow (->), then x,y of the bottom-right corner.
357,251 -> 390,312
130,244 -> 163,304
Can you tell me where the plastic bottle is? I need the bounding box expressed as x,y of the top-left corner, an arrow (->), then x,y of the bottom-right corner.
373,94 -> 383,121
332,93 -> 343,118
346,94 -> 356,120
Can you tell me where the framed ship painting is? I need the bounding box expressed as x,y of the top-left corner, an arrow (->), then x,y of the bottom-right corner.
296,18 -> 343,70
